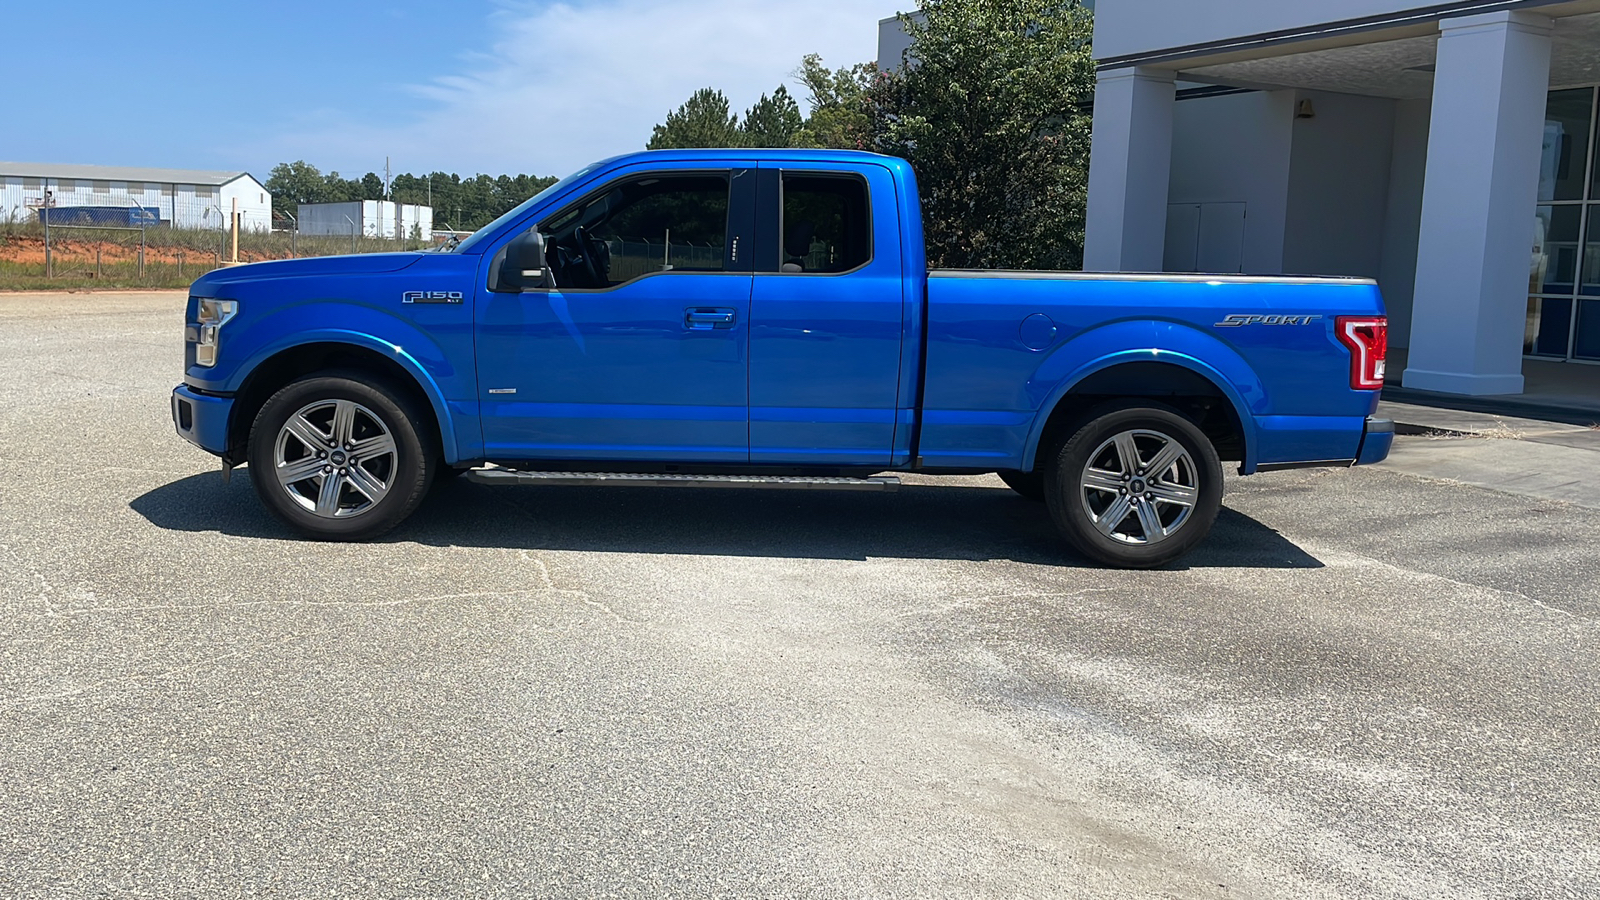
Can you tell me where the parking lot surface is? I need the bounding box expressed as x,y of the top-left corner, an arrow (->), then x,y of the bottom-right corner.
2,291 -> 1596,898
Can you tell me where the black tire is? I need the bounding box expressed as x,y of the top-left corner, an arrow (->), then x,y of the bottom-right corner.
998,470 -> 1046,502
1043,402 -> 1223,569
247,372 -> 435,541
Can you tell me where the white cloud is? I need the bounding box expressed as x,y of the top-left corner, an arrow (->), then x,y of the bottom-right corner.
257,0 -> 907,178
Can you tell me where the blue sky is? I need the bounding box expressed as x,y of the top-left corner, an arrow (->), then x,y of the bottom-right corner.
4,0 -> 904,181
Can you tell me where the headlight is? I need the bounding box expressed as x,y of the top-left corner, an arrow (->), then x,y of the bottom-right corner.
190,298 -> 238,367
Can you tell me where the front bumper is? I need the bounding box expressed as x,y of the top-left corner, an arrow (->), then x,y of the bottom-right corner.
1353,416 -> 1394,466
171,384 -> 233,456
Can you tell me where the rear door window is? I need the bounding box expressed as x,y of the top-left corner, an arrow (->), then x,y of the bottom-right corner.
780,174 -> 871,274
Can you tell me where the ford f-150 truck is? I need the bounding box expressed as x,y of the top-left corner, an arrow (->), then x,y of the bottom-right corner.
171,148 -> 1392,568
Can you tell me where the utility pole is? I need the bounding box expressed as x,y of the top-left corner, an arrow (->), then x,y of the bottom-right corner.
135,198 -> 147,278
230,196 -> 239,264
385,157 -> 394,245
42,179 -> 52,279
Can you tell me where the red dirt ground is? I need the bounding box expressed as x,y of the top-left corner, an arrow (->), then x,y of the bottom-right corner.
0,234 -> 290,266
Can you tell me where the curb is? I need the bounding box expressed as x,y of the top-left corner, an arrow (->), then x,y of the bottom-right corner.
1380,385 -> 1600,429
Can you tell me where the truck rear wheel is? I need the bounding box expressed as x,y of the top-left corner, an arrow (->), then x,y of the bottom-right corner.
247,373 -> 435,541
1043,403 -> 1222,569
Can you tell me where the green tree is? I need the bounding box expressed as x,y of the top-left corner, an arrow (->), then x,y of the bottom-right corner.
265,163 -> 558,231
793,54 -> 879,150
741,86 -> 804,148
264,160 -> 330,217
647,88 -> 742,149
418,172 -> 466,229
874,0 -> 1096,269
320,171 -> 362,203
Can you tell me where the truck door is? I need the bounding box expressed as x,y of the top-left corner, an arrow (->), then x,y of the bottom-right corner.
748,163 -> 906,466
475,166 -> 756,463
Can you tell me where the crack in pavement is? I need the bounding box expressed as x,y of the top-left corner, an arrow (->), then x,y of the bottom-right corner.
0,540 -> 57,617
0,630 -> 324,709
1307,544 -> 1590,624
519,549 -> 642,626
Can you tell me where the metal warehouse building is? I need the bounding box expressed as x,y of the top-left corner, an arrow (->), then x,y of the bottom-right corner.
0,163 -> 272,233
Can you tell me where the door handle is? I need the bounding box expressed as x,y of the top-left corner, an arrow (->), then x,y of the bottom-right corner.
685,308 -> 737,330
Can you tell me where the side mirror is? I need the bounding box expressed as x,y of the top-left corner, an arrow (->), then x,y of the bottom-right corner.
498,230 -> 550,291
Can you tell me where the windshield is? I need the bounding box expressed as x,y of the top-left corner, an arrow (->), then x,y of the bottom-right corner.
453,164 -> 599,254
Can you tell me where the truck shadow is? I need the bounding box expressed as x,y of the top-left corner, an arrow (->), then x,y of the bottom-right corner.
129,472 -> 1324,570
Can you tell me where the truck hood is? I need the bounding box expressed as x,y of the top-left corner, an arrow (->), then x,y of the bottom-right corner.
191,252 -> 425,287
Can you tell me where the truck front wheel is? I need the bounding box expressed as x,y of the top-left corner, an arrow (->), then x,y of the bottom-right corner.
247,373 -> 435,541
1043,403 -> 1222,568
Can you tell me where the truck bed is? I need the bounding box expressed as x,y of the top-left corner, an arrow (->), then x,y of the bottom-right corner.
917,270 -> 1387,474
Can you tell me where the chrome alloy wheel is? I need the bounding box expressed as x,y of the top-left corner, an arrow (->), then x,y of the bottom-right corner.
272,399 -> 398,518
1079,429 -> 1200,545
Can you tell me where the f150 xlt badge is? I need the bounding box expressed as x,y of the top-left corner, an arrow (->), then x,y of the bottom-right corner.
403,291 -> 464,305
1214,314 -> 1322,327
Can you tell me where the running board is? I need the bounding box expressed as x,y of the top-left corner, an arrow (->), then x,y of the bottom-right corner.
464,468 -> 901,492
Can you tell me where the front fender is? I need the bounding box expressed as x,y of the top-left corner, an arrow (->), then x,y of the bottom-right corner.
217,306 -> 467,464
1019,320 -> 1265,473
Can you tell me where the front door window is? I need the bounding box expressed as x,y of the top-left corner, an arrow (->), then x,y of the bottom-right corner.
539,174 -> 731,289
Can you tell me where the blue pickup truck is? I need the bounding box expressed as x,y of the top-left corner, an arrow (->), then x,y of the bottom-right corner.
172,148 -> 1391,567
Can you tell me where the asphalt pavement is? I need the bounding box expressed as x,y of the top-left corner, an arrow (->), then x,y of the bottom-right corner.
1,291 -> 1596,899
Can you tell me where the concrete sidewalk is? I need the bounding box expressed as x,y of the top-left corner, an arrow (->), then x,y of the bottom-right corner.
1384,348 -> 1600,424
1376,399 -> 1600,510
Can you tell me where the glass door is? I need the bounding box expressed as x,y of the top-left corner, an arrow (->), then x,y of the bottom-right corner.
1530,87 -> 1600,362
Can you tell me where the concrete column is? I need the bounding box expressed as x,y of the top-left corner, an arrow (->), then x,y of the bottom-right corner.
1403,11 -> 1552,395
1084,66 -> 1176,272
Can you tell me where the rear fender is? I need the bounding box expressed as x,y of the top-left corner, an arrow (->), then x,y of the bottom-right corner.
1021,320 -> 1264,472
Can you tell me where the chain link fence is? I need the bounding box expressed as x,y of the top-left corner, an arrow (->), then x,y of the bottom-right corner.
605,238 -> 725,282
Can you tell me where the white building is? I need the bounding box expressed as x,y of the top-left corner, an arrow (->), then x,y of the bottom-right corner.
0,162 -> 271,233
297,201 -> 434,240
881,1 -> 1600,397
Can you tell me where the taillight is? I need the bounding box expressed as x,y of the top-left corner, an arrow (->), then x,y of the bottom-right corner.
1335,316 -> 1387,390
